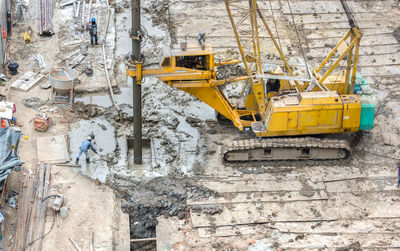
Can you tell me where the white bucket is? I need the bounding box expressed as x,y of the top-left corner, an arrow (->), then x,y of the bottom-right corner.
80,44 -> 88,55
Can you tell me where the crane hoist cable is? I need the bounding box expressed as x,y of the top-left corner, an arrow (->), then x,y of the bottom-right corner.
268,0 -> 283,54
285,0 -> 311,79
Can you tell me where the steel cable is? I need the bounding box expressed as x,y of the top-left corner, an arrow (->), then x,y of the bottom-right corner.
285,0 -> 311,79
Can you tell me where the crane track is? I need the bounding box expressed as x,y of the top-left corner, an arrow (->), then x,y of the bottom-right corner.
222,137 -> 351,168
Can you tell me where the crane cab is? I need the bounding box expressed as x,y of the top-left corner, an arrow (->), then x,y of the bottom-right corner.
156,44 -> 216,83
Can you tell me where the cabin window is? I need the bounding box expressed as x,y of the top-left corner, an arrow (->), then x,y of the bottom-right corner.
162,57 -> 171,67
176,55 -> 207,70
266,78 -> 280,93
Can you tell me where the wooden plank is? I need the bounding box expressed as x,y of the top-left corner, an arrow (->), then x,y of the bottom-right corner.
269,218 -> 400,234
23,169 -> 39,249
276,232 -> 400,249
34,163 -> 51,251
325,179 -> 398,193
13,163 -> 39,251
130,238 -> 157,242
25,164 -> 45,250
56,163 -> 81,167
303,165 -> 364,183
37,135 -> 69,163
69,238 -> 82,251
307,44 -> 400,58
199,179 -> 325,193
190,200 -> 336,228
187,190 -> 328,205
198,218 -> 400,238
13,170 -> 27,250
190,192 -> 400,228
89,232 -> 94,251
306,34 -> 399,48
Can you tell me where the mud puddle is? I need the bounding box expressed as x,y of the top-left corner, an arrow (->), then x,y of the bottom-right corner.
75,85 -> 133,107
75,92 -> 113,107
68,118 -> 116,182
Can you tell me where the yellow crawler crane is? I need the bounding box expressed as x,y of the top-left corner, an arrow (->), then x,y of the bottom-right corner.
126,0 -> 375,162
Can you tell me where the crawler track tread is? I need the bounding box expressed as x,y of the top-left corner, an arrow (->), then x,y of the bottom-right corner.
222,137 -> 351,163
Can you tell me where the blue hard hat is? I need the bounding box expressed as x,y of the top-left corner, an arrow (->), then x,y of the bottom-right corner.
91,17 -> 95,22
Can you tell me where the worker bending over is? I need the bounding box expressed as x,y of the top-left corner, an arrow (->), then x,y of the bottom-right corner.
75,136 -> 97,164
89,17 -> 98,45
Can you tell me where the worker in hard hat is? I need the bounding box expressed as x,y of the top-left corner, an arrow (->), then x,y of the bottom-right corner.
75,136 -> 97,164
89,17 -> 98,45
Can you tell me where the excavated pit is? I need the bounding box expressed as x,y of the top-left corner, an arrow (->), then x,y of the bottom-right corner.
68,74 -> 219,246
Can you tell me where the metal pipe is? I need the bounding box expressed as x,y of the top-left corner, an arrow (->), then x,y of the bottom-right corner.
130,237 -> 156,243
132,0 -> 142,164
87,0 -> 92,30
101,44 -> 120,111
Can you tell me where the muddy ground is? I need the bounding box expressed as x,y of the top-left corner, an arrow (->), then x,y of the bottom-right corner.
2,0 -> 400,250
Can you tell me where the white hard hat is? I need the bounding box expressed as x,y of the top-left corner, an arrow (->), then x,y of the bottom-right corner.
87,136 -> 92,141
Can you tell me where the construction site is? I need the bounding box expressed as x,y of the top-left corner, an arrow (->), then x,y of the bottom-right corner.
0,0 -> 398,249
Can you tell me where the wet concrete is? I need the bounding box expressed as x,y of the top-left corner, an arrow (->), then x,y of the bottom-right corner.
68,118 -> 116,183
75,92 -> 113,107
74,85 -> 133,107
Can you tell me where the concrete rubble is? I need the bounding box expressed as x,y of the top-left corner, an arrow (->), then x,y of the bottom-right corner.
0,0 -> 399,250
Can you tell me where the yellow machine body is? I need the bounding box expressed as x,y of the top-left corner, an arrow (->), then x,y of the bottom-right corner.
126,0 -> 367,140
254,92 -> 361,137
126,42 -> 363,137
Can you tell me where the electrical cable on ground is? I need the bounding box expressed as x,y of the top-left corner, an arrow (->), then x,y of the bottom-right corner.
22,208 -> 57,250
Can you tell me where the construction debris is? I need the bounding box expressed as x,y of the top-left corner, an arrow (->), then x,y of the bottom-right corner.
10,72 -> 45,92
60,0 -> 78,8
31,54 -> 47,71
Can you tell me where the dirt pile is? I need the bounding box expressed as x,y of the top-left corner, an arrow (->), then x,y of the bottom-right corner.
71,101 -> 105,118
216,64 -> 246,80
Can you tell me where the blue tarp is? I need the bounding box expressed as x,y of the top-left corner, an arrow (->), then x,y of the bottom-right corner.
0,127 -> 23,181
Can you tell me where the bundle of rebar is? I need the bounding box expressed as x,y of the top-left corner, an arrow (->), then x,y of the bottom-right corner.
38,0 -> 54,35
